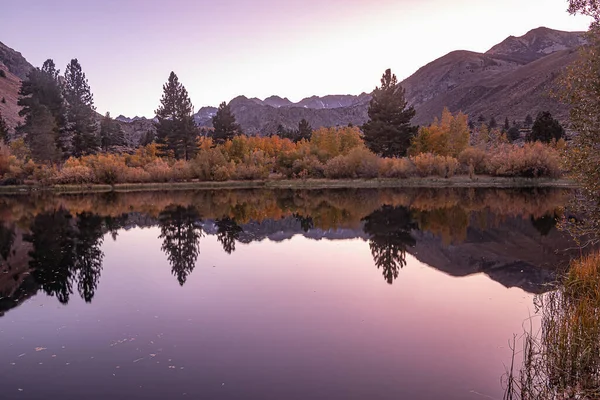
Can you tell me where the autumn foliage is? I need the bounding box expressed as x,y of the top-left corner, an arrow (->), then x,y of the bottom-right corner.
0,111 -> 566,185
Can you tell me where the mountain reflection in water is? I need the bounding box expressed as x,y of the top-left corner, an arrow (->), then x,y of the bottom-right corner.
0,188 -> 576,314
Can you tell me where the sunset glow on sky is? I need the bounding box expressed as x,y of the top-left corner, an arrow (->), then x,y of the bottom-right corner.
1,0 -> 592,116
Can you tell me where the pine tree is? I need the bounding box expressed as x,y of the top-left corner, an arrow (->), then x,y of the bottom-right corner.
297,118 -> 312,141
100,112 -> 126,152
489,116 -> 498,129
17,59 -> 65,157
362,69 -> 417,157
508,126 -> 521,142
63,59 -> 98,157
524,114 -> 534,128
529,111 -> 565,143
0,112 -> 8,144
155,72 -> 198,160
212,101 -> 242,144
25,104 -> 61,164
503,117 -> 510,132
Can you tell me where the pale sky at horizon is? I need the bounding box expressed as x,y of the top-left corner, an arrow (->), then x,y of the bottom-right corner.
1,0 -> 592,117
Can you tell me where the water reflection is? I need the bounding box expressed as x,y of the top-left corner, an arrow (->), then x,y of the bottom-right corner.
158,205 -> 203,286
363,206 -> 416,284
215,217 -> 243,254
24,210 -> 104,304
0,188 -> 580,313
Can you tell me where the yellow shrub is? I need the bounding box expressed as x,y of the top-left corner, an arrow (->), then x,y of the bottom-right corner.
458,147 -> 488,174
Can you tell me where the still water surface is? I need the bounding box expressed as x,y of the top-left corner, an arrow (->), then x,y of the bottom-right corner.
0,188 -> 576,399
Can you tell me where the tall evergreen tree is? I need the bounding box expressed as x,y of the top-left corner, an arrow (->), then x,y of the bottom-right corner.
155,72 -> 198,160
362,69 -> 417,157
297,118 -> 313,142
17,59 -> 65,157
0,112 -> 8,144
503,117 -> 510,132
63,59 -> 98,157
25,104 -> 61,164
529,111 -> 565,143
212,101 -> 242,144
524,114 -> 534,128
100,112 -> 126,152
489,116 -> 498,129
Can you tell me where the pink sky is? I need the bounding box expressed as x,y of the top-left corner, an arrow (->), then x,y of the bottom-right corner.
1,0 -> 591,116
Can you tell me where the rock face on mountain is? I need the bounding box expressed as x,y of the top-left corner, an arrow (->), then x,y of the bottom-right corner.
0,42 -> 34,130
207,95 -> 368,135
0,41 -> 33,80
0,65 -> 24,130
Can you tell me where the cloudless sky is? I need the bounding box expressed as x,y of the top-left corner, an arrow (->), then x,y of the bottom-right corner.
0,0 -> 592,117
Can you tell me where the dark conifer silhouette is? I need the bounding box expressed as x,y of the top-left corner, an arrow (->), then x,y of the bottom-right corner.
362,205 -> 417,284
212,101 -> 242,144
216,217 -> 243,254
63,59 -> 99,156
362,69 -> 417,157
158,205 -> 203,285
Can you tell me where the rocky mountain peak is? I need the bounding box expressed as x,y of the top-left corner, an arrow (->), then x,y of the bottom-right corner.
485,26 -> 585,64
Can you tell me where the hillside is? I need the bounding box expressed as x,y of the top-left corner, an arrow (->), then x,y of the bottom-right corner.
0,64 -> 24,130
402,27 -> 585,125
0,26 -> 586,139
0,41 -> 34,130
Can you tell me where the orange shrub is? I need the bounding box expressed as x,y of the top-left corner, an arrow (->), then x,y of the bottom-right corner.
411,153 -> 459,177
323,147 -> 380,179
54,164 -> 95,184
291,154 -> 325,178
144,159 -> 172,182
379,158 -> 416,178
486,142 -> 562,178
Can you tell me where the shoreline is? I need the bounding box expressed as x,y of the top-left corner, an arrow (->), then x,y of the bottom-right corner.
0,177 -> 578,194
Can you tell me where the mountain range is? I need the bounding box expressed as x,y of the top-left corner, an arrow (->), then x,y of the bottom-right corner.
0,26 -> 585,143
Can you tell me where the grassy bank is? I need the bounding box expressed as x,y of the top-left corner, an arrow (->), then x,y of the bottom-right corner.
0,176 -> 578,194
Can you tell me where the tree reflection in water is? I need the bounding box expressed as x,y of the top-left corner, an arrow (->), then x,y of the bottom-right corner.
158,205 -> 203,286
362,205 -> 417,284
24,210 -> 104,304
0,222 -> 15,264
215,217 -> 243,254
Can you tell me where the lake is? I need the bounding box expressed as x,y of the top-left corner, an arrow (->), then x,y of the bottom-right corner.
0,188 -> 577,399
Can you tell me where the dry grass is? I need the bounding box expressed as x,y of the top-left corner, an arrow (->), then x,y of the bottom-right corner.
504,251 -> 600,399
